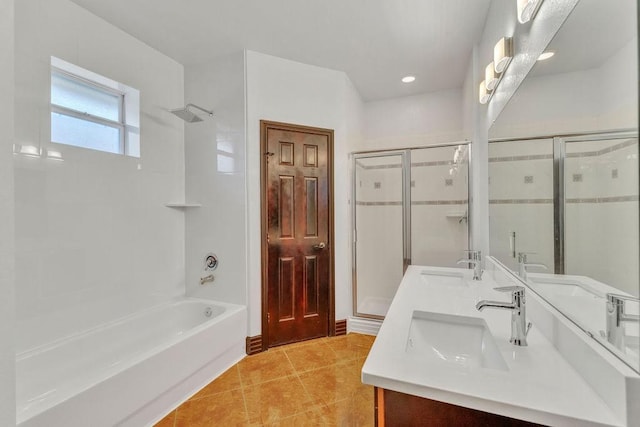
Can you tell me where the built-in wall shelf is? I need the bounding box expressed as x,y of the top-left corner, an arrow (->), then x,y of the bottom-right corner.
165,203 -> 202,208
445,212 -> 466,219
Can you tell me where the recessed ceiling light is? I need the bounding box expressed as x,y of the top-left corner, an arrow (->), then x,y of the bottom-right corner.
538,51 -> 555,61
402,76 -> 416,83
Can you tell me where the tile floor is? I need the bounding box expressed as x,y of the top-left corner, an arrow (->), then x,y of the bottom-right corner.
155,333 -> 376,426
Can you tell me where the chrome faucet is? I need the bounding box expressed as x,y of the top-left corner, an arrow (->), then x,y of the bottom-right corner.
477,286 -> 532,346
456,250 -> 483,280
517,252 -> 547,281
605,293 -> 639,350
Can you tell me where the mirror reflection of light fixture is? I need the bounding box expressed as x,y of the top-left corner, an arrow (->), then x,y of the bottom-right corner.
46,149 -> 64,161
479,80 -> 491,104
19,145 -> 41,158
537,51 -> 555,61
517,0 -> 544,24
494,37 -> 513,73
485,62 -> 499,91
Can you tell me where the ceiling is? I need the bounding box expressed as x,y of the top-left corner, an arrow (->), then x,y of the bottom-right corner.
69,0 -> 491,101
530,0 -> 637,77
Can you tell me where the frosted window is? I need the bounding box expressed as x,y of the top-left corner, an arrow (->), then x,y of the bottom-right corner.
49,58 -> 140,157
51,112 -> 121,154
51,72 -> 121,122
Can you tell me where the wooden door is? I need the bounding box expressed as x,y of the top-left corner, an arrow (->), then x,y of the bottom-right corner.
261,121 -> 334,348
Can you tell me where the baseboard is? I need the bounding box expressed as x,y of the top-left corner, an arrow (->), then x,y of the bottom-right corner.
335,319 -> 347,336
348,316 -> 381,336
246,335 -> 263,355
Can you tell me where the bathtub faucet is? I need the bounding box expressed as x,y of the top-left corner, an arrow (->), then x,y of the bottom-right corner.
200,274 -> 215,285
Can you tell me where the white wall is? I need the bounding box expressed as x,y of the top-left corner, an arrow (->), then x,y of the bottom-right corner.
600,38 -> 638,129
0,0 -> 16,423
184,52 -> 247,305
14,0 -> 185,351
361,89 -> 465,151
245,50 -> 363,336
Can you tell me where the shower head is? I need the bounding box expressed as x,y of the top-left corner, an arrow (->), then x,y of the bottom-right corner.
170,103 -> 214,123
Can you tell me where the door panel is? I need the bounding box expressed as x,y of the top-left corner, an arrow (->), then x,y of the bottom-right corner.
263,123 -> 332,347
353,153 -> 407,318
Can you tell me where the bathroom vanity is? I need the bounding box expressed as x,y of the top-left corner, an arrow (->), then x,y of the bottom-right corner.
362,261 -> 637,426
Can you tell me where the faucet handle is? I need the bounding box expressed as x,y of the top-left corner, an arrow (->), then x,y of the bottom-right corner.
462,250 -> 482,261
606,293 -> 639,304
517,251 -> 536,263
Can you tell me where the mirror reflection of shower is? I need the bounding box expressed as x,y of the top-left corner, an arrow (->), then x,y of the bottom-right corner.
170,103 -> 213,123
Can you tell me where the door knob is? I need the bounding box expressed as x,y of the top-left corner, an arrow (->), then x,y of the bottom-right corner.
313,242 -> 326,250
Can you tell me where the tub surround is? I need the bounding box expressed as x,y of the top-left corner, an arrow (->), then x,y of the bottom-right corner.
362,262 -> 634,426
17,298 -> 246,427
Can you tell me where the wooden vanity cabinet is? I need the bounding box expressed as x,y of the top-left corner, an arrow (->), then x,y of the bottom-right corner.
374,387 -> 544,427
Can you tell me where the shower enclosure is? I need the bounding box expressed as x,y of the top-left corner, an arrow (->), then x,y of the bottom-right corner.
352,143 -> 470,318
489,130 -> 639,296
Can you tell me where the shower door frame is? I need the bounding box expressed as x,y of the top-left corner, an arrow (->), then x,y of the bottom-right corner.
351,150 -> 411,320
490,128 -> 638,273
351,142 -> 472,320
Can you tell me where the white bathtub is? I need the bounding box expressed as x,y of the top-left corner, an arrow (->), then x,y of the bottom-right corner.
17,298 -> 247,427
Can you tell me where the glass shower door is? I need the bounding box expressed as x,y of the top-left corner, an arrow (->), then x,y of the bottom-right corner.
410,145 -> 469,266
353,152 -> 409,318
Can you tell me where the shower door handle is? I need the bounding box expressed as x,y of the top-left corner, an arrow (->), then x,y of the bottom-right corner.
313,242 -> 326,250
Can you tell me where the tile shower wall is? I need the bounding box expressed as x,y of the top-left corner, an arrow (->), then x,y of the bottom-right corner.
488,139 -> 555,272
565,139 -> 639,296
0,0 -> 15,422
354,146 -> 469,316
184,53 -> 247,305
410,146 -> 469,267
489,138 -> 639,296
13,0 -> 185,352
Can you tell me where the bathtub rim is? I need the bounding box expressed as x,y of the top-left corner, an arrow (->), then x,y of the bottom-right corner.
17,297 -> 241,360
16,297 -> 246,424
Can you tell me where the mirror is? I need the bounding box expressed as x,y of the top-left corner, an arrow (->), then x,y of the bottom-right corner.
489,0 -> 639,372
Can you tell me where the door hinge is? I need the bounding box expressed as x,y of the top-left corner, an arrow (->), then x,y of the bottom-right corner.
267,313 -> 271,323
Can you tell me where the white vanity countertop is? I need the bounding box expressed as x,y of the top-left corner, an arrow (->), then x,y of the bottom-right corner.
362,265 -> 623,427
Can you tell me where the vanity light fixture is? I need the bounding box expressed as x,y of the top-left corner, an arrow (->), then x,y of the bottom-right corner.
401,75 -> 416,83
479,80 -> 491,104
537,51 -> 555,61
19,145 -> 41,158
46,149 -> 64,161
485,62 -> 499,91
494,37 -> 513,73
517,0 -> 544,24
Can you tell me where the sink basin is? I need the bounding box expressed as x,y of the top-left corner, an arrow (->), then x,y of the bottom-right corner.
528,277 -> 601,299
420,270 -> 466,287
406,311 -> 508,371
